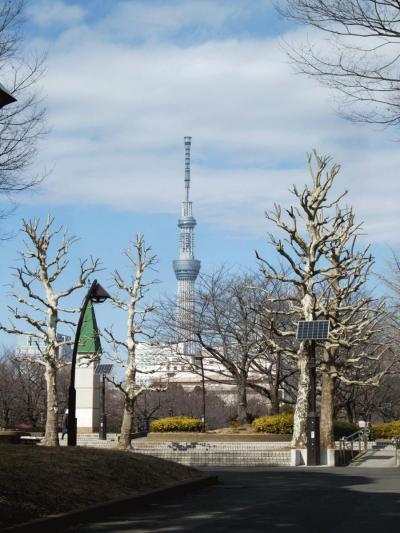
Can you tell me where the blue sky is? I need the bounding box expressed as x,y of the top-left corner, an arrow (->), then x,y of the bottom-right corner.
0,0 -> 399,347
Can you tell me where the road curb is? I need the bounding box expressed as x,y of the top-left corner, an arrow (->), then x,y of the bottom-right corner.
3,474 -> 218,532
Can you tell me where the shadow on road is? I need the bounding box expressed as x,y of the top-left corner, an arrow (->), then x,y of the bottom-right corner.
69,468 -> 400,532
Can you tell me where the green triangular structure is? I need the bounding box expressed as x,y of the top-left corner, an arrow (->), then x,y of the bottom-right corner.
77,300 -> 102,354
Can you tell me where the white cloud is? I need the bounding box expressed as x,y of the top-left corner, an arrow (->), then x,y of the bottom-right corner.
95,0 -> 246,43
25,8 -> 400,245
28,0 -> 85,28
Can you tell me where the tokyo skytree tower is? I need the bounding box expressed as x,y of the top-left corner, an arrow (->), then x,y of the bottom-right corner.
173,137 -> 201,356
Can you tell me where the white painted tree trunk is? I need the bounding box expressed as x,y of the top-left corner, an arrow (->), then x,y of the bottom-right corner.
42,362 -> 59,447
320,369 -> 336,449
292,350 -> 310,447
118,400 -> 134,450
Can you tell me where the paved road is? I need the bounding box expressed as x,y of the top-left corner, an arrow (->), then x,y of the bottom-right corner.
352,448 -> 398,467
68,467 -> 400,532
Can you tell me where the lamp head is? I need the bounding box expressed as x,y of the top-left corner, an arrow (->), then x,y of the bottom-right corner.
90,281 -> 111,303
0,82 -> 16,109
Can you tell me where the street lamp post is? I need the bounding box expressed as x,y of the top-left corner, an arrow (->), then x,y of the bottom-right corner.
95,364 -> 113,440
67,280 -> 110,446
195,355 -> 206,432
100,372 -> 106,439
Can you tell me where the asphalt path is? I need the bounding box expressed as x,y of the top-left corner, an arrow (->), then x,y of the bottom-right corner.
68,467 -> 400,532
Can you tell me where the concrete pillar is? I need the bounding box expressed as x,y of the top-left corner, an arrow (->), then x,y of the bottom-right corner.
75,300 -> 102,434
76,357 -> 100,433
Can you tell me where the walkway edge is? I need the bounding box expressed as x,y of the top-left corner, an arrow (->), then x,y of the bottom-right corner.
3,474 -> 218,532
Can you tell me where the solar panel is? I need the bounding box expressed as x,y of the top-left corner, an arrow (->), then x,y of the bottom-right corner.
296,320 -> 330,340
95,364 -> 113,375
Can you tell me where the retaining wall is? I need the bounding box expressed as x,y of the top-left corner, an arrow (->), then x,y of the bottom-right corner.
131,440 -> 291,467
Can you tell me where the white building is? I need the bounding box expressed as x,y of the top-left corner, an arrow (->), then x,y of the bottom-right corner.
137,342 -> 270,404
16,334 -> 72,360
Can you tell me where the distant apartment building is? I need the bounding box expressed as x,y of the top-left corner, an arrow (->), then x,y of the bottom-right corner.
16,334 -> 73,360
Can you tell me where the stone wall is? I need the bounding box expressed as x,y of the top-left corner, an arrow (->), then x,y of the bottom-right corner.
131,440 -> 291,467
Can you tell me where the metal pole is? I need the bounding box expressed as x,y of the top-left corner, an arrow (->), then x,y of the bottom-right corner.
307,339 -> 320,465
67,280 -> 98,446
99,373 -> 107,440
363,429 -> 368,451
200,357 -> 206,432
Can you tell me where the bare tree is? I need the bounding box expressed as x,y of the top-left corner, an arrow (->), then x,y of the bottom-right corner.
13,354 -> 47,428
383,253 -> 400,300
0,217 -> 99,446
192,269 -> 269,424
0,1 -> 46,202
156,270 -> 297,422
335,364 -> 400,423
257,151 -> 389,448
278,0 -> 400,126
249,351 -> 298,415
317,216 -> 390,447
257,152 -> 340,446
134,384 -> 239,430
104,233 -> 159,450
249,278 -> 299,414
0,348 -> 18,428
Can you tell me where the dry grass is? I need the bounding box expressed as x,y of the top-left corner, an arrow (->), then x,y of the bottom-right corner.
0,444 -> 202,528
211,424 -> 256,433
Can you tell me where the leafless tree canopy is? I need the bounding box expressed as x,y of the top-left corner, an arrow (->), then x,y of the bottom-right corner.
0,0 -> 46,197
279,0 -> 400,125
257,151 -> 392,447
0,347 -> 71,430
0,217 -> 100,446
104,233 -> 159,450
194,269 -> 270,423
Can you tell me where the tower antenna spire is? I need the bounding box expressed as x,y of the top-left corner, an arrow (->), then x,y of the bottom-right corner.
173,136 -> 201,357
184,136 -> 191,202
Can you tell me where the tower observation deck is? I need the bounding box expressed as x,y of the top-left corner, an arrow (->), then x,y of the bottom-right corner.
173,137 -> 201,356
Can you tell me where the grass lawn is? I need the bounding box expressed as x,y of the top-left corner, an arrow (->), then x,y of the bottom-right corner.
0,444 -> 203,528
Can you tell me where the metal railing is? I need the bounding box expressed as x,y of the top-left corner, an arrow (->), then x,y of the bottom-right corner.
339,429 -> 369,454
391,435 -> 400,466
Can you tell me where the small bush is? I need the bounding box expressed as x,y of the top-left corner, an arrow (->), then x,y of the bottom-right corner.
371,420 -> 400,439
333,420 -> 358,439
150,416 -> 203,433
252,414 -> 294,434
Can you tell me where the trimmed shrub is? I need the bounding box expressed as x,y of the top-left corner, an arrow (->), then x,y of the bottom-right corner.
371,420 -> 400,439
333,420 -> 358,439
150,416 -> 203,433
252,416 -> 358,438
252,414 -> 294,434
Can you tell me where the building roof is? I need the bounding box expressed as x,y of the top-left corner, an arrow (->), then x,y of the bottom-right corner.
77,300 -> 102,354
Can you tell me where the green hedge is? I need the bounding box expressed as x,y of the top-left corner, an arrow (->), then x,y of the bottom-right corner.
150,416 -> 203,433
333,420 -> 358,439
252,414 -> 294,434
371,420 -> 400,439
252,415 -> 358,438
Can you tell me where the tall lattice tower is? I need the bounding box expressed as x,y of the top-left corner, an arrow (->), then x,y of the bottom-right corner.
173,136 -> 201,356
